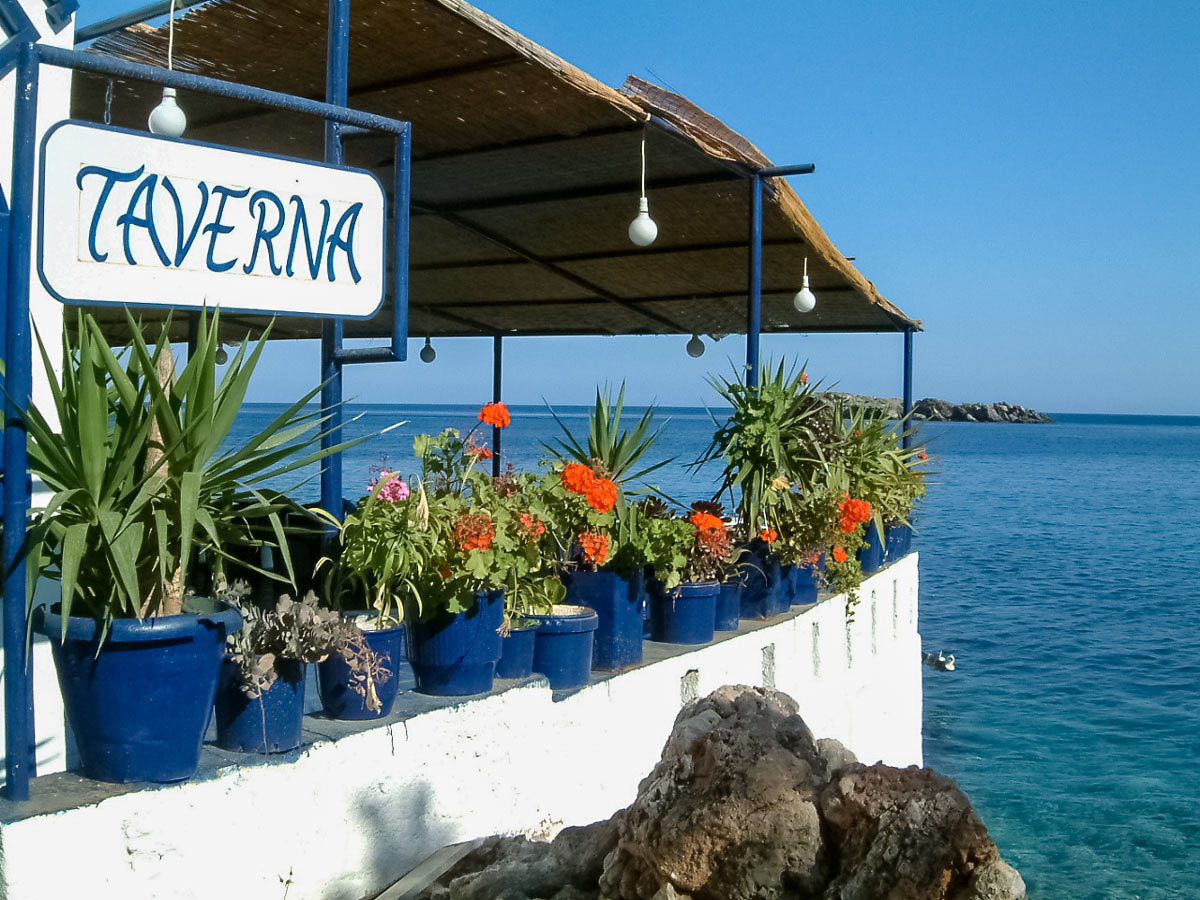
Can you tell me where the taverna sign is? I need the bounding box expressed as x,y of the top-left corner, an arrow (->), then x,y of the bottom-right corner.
38,121 -> 387,318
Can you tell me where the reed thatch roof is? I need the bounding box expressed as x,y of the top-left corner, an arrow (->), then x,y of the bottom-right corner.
72,0 -> 920,343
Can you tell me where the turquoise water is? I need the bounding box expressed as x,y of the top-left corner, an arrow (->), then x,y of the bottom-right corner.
230,405 -> 1200,899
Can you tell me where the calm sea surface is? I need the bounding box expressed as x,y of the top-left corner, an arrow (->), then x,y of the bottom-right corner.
230,404 -> 1200,899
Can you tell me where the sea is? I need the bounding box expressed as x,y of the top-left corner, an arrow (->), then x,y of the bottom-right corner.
230,404 -> 1200,900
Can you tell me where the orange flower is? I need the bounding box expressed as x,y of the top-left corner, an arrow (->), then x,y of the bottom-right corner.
759,528 -> 778,544
560,462 -> 595,495
465,440 -> 493,460
689,511 -> 724,532
837,496 -> 871,533
832,546 -> 848,563
800,372 -> 808,384
520,512 -> 545,541
585,477 -> 618,514
579,531 -> 610,566
454,512 -> 495,552
918,451 -> 928,460
478,402 -> 510,428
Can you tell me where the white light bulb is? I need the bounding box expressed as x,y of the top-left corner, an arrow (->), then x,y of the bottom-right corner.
214,345 -> 228,365
148,87 -> 187,138
686,334 -> 705,358
419,338 -> 436,363
793,276 -> 816,313
628,196 -> 658,247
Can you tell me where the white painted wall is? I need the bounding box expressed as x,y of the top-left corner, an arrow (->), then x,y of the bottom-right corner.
0,0 -> 76,788
0,556 -> 921,900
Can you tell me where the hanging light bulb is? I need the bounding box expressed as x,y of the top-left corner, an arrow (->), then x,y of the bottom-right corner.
214,343 -> 228,365
148,87 -> 187,137
419,336 -> 436,363
793,257 -> 817,313
686,334 -> 705,358
628,131 -> 658,247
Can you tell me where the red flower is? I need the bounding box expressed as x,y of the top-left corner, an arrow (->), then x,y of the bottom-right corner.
478,402 -> 510,428
918,451 -> 928,461
560,462 -> 595,495
585,477 -> 618,513
465,440 -> 493,460
520,512 -> 545,541
454,512 -> 495,552
832,546 -> 848,563
837,496 -> 871,533
439,564 -> 453,580
800,372 -> 808,384
759,528 -> 778,544
689,511 -> 725,532
579,532 -> 610,566
696,526 -> 732,560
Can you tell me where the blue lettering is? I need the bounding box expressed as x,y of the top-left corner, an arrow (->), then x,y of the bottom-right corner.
115,174 -> 172,267
161,177 -> 210,267
243,190 -> 285,276
285,197 -> 330,280
325,202 -> 363,284
202,185 -> 250,273
76,165 -> 144,263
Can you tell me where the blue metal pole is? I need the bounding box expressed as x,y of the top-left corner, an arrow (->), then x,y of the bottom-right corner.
392,127 -> 410,361
902,327 -> 914,448
746,173 -> 763,388
4,42 -> 39,802
491,335 -> 502,477
319,0 -> 350,528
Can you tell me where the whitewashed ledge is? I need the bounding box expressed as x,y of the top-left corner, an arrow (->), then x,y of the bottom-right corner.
0,554 -> 920,900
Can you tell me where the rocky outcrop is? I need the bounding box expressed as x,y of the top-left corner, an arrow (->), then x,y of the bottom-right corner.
415,686 -> 1025,900
823,393 -> 1051,424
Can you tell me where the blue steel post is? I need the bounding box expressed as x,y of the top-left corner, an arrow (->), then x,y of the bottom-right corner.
392,128 -> 410,361
746,172 -> 763,388
4,42 -> 39,802
319,0 -> 350,529
902,327 -> 914,448
491,335 -> 503,477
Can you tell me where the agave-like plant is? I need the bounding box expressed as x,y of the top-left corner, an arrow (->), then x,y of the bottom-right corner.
542,382 -> 672,500
22,308 -> 380,638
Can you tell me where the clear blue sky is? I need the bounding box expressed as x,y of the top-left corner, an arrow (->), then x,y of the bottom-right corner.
79,1 -> 1200,414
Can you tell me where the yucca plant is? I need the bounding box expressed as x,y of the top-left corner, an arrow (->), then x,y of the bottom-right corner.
22,308 -> 377,639
542,382 -> 672,502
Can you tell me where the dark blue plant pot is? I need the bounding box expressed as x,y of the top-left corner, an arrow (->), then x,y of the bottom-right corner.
650,580 -> 718,645
779,564 -> 800,606
792,553 -> 825,607
741,546 -> 785,619
215,658 -> 306,754
858,521 -> 885,574
715,580 -> 742,631
885,523 -> 913,562
564,568 -> 644,670
317,621 -> 406,719
531,605 -> 598,690
37,598 -> 241,783
408,590 -> 505,696
495,620 -> 538,679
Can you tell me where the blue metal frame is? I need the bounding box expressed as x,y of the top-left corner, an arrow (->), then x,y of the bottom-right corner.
3,33 -> 411,801
491,334 -> 503,477
0,0 -> 38,77
745,164 -> 815,388
902,327 -> 914,447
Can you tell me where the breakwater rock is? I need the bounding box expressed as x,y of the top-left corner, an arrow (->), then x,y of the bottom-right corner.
416,686 -> 1025,900
824,393 -> 1051,424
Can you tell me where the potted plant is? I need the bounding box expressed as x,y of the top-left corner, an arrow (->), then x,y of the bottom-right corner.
647,503 -> 739,645
544,383 -> 669,669
775,487 -> 838,607
24,309 -> 370,782
215,579 -> 371,753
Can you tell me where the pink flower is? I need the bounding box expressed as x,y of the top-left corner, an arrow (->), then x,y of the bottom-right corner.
371,470 -> 410,502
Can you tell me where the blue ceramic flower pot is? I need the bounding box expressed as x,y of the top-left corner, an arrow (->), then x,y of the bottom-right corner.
495,619 -> 538,679
531,605 -> 598,690
715,580 -> 742,631
317,620 -> 406,719
215,658 -> 306,754
37,598 -> 241,783
779,564 -> 800,606
884,523 -> 913,562
741,545 -> 785,619
563,568 -> 644,670
650,580 -> 718,645
408,590 -> 505,696
792,553 -> 825,606
858,521 -> 885,574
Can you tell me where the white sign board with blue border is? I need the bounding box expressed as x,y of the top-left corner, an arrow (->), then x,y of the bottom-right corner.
37,120 -> 387,317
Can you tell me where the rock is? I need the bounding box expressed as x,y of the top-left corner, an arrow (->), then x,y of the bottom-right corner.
913,398 -> 1050,424
414,687 -> 1023,900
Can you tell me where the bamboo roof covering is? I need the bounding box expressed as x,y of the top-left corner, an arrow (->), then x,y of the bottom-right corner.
71,0 -> 921,343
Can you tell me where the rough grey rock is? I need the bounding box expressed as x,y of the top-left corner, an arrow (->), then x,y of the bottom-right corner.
823,393 -> 1050,424
415,687 -> 1024,900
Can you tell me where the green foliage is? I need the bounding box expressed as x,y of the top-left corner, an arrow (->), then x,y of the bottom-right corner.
543,382 -> 671,498
823,526 -> 868,619
22,309 -> 376,638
